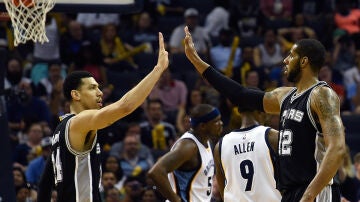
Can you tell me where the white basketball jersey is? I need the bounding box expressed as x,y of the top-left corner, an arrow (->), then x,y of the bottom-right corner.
168,132 -> 214,202
220,125 -> 281,202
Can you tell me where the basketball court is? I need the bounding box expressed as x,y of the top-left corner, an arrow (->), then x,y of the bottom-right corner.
0,1 -> 143,201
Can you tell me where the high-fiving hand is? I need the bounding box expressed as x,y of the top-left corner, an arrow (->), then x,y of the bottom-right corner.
156,32 -> 169,70
183,26 -> 210,74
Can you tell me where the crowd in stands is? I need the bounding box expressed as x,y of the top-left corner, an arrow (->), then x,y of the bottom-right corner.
1,0 -> 360,201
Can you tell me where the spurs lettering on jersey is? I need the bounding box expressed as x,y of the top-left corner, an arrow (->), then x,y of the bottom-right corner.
281,108 -> 304,127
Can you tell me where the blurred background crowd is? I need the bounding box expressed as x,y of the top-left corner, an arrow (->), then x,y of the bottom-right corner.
1,0 -> 360,201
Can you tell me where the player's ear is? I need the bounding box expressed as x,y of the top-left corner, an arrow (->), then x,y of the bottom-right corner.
71,90 -> 80,101
300,56 -> 308,67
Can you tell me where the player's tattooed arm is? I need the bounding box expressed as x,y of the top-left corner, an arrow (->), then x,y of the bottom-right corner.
302,87 -> 346,202
312,86 -> 345,138
263,87 -> 292,114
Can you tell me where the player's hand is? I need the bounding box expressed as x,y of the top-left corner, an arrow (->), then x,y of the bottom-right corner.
156,32 -> 169,71
184,26 -> 200,64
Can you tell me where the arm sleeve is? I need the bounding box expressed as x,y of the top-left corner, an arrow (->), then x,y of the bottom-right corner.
202,66 -> 265,111
37,157 -> 54,202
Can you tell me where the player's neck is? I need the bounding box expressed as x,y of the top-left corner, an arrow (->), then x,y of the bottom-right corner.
241,117 -> 258,128
295,76 -> 319,94
191,130 -> 209,147
70,103 -> 86,115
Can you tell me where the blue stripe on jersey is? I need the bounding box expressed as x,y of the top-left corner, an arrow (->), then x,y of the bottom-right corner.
173,170 -> 197,202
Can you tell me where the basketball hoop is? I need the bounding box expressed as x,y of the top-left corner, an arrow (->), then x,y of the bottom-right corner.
3,0 -> 55,46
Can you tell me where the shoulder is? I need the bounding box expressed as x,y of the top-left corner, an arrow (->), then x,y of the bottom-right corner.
310,85 -> 340,116
266,86 -> 294,99
311,85 -> 339,103
166,138 -> 199,160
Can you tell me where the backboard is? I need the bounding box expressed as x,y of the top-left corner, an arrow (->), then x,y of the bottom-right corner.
0,0 -> 143,13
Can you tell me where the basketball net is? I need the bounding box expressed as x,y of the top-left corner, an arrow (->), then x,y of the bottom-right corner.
3,0 -> 55,46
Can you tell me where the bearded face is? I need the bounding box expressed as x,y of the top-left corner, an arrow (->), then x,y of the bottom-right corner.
287,59 -> 301,83
6,59 -> 23,85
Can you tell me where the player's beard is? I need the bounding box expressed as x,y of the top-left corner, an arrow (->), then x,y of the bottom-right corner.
287,60 -> 301,83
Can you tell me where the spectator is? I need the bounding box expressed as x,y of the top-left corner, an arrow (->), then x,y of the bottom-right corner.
334,0 -> 360,35
253,28 -> 284,70
69,41 -> 108,87
4,56 -> 31,137
127,12 -> 159,52
120,176 -> 144,202
100,23 -> 148,71
204,6 -> 230,38
110,123 -> 153,166
13,122 -> 44,167
139,99 -> 177,154
105,187 -> 122,202
228,0 -> 260,37
103,155 -> 124,186
15,183 -> 33,202
318,65 -> 346,110
76,13 -> 120,41
13,167 -> 27,191
33,16 -> 60,63
149,69 -> 188,131
186,89 -> 204,114
332,33 -> 356,73
260,0 -> 292,28
101,170 -> 119,201
7,81 -> 52,129
232,46 -> 266,89
210,28 -> 241,73
169,8 -> 210,54
25,137 -> 52,186
141,187 -> 161,202
35,61 -> 64,103
244,69 -> 261,88
13,167 -> 37,202
119,135 -> 153,181
60,20 -> 89,66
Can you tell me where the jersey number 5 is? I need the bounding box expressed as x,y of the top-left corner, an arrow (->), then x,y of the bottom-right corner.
240,159 -> 254,191
207,176 -> 212,196
279,130 -> 293,155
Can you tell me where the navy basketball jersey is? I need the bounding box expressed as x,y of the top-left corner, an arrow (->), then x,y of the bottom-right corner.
51,114 -> 102,202
278,81 -> 331,191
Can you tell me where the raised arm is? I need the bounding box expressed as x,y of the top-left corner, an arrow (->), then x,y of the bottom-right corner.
301,87 -> 346,202
148,139 -> 198,202
184,26 -> 291,114
71,33 -> 168,134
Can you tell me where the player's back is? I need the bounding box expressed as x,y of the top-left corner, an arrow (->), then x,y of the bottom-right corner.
219,125 -> 281,202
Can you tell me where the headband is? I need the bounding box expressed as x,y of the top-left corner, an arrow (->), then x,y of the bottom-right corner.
190,108 -> 220,128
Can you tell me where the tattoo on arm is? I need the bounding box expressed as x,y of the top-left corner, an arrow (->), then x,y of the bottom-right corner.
313,87 -> 344,136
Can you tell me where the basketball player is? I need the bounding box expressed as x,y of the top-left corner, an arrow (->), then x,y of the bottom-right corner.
213,107 -> 281,201
148,104 -> 223,202
183,26 -> 345,202
37,32 -> 168,202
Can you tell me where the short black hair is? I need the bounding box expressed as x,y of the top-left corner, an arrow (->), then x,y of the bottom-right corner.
63,71 -> 93,101
295,39 -> 325,73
